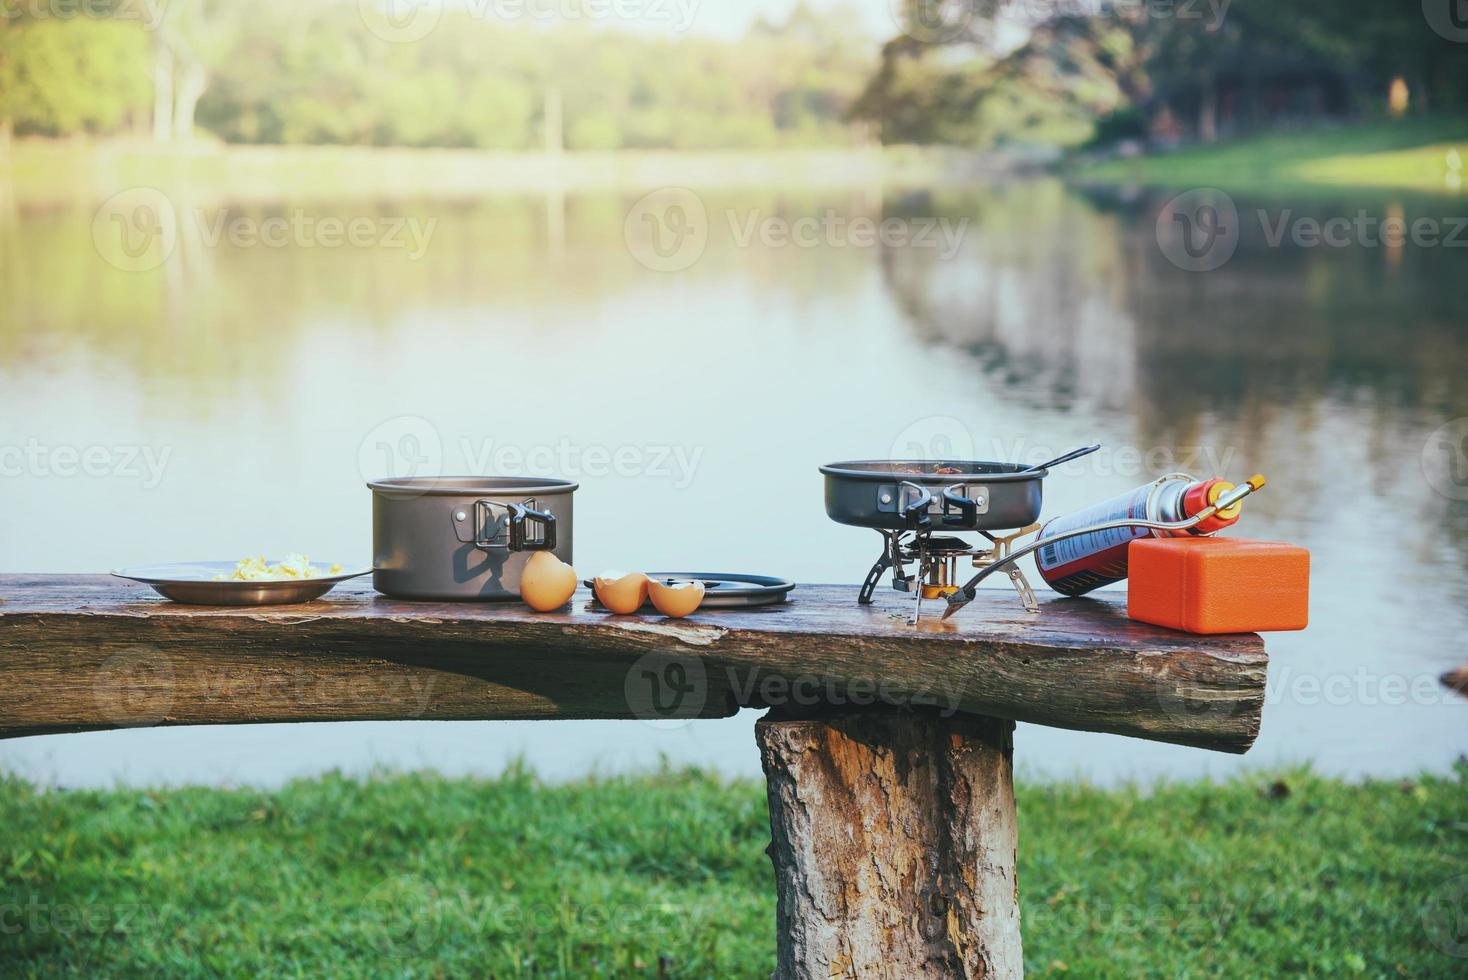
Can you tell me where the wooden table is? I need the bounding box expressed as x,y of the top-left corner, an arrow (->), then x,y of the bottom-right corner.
0,575 -> 1267,978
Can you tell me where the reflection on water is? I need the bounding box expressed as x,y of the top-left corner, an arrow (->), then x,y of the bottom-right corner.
1,176 -> 1465,786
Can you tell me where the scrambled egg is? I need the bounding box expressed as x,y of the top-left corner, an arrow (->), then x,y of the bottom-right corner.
214,553 -> 344,581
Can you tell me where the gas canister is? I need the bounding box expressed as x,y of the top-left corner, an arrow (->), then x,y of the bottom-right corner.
1034,474 -> 1245,597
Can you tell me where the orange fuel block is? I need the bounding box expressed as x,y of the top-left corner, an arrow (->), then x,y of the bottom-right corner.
1127,537 -> 1309,634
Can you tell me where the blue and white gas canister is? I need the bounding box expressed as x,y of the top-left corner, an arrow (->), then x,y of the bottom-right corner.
1034,473 -> 1243,597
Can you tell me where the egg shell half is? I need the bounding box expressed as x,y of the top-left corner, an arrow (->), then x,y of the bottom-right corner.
593,571 -> 649,614
648,579 -> 706,618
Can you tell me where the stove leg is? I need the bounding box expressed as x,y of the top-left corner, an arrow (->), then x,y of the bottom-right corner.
858,535 -> 895,605
857,556 -> 889,605
1008,566 -> 1040,614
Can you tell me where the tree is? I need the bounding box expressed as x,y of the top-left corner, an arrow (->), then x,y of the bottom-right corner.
854,0 -> 1468,150
150,0 -> 242,142
0,17 -> 149,140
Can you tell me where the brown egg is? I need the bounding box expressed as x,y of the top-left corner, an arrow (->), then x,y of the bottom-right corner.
593,571 -> 649,614
518,551 -> 577,611
647,578 -> 705,618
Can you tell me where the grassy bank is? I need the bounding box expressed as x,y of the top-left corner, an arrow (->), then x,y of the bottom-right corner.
2,766 -> 1465,977
1075,117 -> 1467,194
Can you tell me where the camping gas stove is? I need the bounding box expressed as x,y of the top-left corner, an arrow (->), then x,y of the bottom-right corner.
819,453 -> 1085,625
859,525 -> 1041,624
821,451 -> 1268,625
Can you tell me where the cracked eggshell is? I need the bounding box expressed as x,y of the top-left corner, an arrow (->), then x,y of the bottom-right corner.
593,571 -> 649,614
647,578 -> 706,618
519,551 -> 577,611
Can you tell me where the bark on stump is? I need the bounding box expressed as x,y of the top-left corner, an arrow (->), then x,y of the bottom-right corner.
756,706 -> 1022,979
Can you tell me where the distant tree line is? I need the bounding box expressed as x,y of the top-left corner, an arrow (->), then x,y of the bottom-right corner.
0,0 -> 1462,150
855,0 -> 1468,147
0,1 -> 873,148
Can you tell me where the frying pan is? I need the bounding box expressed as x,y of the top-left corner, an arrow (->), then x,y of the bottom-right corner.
819,446 -> 1099,532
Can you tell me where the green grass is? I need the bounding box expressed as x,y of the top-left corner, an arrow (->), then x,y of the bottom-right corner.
1075,116 -> 1467,194
2,765 -> 1465,977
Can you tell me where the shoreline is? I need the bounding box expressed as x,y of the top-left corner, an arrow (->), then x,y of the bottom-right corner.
0,139 -> 1036,205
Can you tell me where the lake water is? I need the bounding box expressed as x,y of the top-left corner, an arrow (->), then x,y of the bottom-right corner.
2,174 -> 1465,788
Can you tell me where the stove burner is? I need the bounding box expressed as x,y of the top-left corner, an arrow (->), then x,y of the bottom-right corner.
859,525 -> 1041,624
920,535 -> 974,554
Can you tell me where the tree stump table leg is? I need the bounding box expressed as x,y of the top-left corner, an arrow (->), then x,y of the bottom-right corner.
755,706 -> 1022,979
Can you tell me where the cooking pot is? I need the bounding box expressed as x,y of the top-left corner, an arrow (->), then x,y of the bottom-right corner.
369,476 -> 577,600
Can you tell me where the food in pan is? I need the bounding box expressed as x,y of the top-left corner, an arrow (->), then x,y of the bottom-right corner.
647,579 -> 706,618
519,550 -> 578,611
213,554 -> 343,581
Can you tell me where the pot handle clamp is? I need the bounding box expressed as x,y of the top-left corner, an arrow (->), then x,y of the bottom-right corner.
940,486 -> 978,526
897,481 -> 933,529
507,502 -> 557,552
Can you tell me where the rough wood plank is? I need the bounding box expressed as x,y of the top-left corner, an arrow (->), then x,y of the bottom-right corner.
0,575 -> 1267,750
757,706 -> 1021,979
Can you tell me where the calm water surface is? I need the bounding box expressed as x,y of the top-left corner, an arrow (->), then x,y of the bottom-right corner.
2,177 -> 1465,786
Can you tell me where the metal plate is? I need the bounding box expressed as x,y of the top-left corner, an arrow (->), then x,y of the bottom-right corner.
583,572 -> 795,609
112,562 -> 370,606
